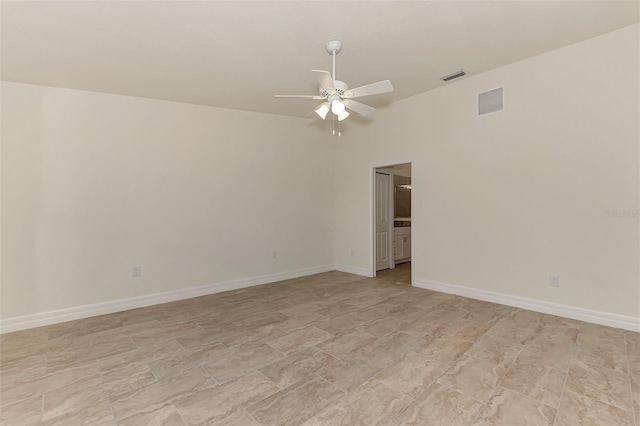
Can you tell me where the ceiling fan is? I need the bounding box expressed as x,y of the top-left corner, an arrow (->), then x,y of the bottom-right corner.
275,40 -> 394,129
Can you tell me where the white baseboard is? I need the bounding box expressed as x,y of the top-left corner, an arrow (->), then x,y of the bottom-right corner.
414,278 -> 640,332
334,264 -> 373,277
0,264 -> 334,334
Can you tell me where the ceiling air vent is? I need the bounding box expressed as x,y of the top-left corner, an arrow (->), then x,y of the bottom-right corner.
478,87 -> 504,116
440,70 -> 467,82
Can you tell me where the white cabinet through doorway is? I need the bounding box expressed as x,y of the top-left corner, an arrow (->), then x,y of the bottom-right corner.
393,227 -> 411,262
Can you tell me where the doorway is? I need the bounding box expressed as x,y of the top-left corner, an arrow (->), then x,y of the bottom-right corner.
372,163 -> 412,279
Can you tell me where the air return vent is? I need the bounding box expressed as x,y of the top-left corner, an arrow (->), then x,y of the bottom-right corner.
478,87 -> 504,116
440,70 -> 467,82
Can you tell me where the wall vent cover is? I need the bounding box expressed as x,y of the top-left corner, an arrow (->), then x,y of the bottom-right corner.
440,70 -> 467,82
478,87 -> 503,116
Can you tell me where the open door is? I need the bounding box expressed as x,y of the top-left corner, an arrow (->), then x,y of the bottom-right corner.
375,171 -> 392,271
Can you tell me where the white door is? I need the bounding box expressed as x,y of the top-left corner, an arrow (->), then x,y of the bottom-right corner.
375,172 -> 391,271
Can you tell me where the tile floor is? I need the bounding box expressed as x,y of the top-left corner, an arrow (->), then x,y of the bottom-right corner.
1,263 -> 639,425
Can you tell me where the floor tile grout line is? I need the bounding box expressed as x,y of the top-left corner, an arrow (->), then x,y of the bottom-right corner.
244,407 -> 263,426
405,324 -> 486,418
625,338 -> 638,426
469,316 -> 543,424
553,322 -> 587,426
107,397 -> 118,425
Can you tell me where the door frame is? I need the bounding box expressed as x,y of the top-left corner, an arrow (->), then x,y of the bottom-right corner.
370,161 -> 412,278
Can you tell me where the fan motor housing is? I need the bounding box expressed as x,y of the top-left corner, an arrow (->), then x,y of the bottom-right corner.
320,80 -> 349,98
333,80 -> 348,95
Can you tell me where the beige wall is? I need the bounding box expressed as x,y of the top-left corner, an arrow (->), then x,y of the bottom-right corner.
1,83 -> 335,318
335,24 -> 639,318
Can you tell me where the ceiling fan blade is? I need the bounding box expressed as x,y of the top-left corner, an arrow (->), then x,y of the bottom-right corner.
344,100 -> 376,117
274,95 -> 326,100
344,80 -> 394,98
312,69 -> 335,91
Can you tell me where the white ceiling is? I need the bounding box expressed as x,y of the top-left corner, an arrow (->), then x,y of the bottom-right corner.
2,1 -> 638,118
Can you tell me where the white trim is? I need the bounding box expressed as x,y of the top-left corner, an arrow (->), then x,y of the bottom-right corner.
334,264 -> 372,277
414,278 -> 640,332
0,264 -> 334,334
369,167 -> 376,277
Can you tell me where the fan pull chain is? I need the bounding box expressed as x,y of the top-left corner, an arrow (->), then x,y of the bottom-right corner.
330,114 -> 342,136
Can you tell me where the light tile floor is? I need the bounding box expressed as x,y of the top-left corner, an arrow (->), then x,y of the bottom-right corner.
1,263 -> 638,425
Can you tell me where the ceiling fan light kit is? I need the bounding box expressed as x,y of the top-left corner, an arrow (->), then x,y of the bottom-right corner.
331,99 -> 346,114
315,102 -> 330,120
275,39 -> 394,136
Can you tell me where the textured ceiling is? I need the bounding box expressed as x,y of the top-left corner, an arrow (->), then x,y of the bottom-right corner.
2,1 -> 638,118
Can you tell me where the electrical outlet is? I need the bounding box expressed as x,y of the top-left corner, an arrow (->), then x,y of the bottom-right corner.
272,250 -> 277,259
549,275 -> 559,287
351,249 -> 355,257
132,266 -> 142,278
